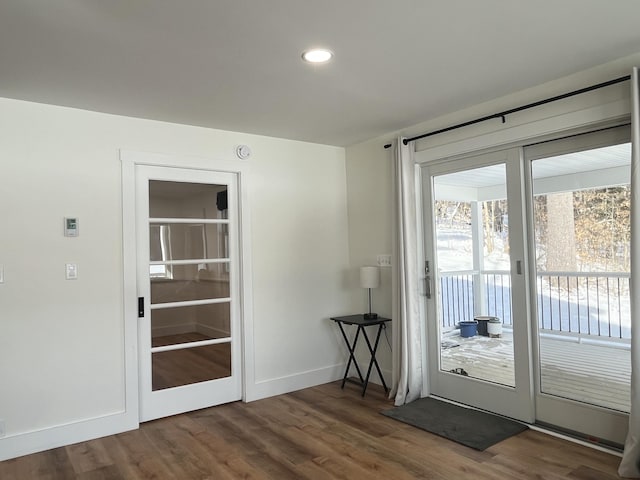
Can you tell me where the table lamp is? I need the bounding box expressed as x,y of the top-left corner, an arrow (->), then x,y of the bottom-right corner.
360,266 -> 380,320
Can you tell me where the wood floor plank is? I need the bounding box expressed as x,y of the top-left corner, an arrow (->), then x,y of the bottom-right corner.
306,423 -> 421,480
0,447 -> 76,480
0,381 -> 623,479
568,464 -> 621,480
100,430 -> 180,480
492,429 -> 621,474
289,387 -> 397,438
310,422 -> 443,479
198,411 -> 311,465
147,413 -> 270,480
66,439 -> 114,475
75,465 -> 124,480
382,427 -> 519,480
180,421 -> 272,479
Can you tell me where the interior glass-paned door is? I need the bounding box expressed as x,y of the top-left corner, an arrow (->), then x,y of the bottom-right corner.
137,167 -> 242,421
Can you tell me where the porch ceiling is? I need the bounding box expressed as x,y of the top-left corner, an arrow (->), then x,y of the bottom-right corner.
434,142 -> 630,199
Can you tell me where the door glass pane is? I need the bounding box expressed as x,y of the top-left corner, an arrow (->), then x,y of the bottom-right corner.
152,343 -> 231,391
149,181 -> 228,219
148,179 -> 233,391
150,273 -> 230,304
434,163 -> 515,387
149,223 -> 229,261
531,142 -> 631,412
151,303 -> 231,347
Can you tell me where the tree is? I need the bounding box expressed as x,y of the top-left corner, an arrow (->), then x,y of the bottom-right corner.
545,192 -> 577,272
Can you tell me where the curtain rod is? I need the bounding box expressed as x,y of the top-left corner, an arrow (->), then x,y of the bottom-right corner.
383,75 -> 631,149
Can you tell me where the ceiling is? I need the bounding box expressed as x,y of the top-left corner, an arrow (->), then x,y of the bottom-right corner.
1,1 -> 640,147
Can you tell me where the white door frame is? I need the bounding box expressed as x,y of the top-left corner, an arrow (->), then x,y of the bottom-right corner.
414,98 -> 631,438
120,150 -> 255,424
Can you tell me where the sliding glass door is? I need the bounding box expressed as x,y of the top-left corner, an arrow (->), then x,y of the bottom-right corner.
526,125 -> 631,444
422,148 -> 534,422
422,125 -> 631,445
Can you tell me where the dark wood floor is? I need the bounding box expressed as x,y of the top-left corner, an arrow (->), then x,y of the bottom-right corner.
0,381 -> 622,479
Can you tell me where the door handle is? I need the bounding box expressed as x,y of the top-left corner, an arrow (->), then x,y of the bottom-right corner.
138,297 -> 144,318
425,276 -> 432,299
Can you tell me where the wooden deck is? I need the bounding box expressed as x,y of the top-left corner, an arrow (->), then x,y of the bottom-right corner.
441,332 -> 631,412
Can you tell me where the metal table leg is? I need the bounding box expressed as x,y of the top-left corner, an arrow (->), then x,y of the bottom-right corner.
360,324 -> 389,396
335,321 -> 365,389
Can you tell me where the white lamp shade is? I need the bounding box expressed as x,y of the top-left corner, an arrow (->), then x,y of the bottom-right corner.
360,266 -> 380,289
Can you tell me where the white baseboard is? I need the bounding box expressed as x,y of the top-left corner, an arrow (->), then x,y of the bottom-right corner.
152,323 -> 196,337
246,364 -> 345,402
0,410 -> 137,462
196,324 -> 229,338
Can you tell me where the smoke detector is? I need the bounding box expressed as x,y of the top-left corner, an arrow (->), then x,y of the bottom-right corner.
236,145 -> 252,159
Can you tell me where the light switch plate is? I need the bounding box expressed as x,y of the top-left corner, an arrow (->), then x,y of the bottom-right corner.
65,263 -> 78,280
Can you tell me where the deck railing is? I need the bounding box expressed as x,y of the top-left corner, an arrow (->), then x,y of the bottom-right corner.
439,270 -> 630,339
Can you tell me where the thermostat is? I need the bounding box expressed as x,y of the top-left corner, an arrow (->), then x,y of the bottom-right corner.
64,217 -> 79,237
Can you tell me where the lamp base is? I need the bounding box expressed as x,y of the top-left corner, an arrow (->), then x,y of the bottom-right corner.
363,312 -> 378,320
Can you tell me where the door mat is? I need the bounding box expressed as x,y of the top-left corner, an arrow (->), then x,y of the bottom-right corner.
382,397 -> 528,450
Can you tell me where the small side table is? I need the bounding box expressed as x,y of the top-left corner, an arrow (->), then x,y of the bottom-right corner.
331,315 -> 391,396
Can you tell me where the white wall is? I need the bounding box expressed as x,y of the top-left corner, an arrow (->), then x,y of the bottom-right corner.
249,139 -> 358,392
345,139 -> 394,382
0,97 -> 356,459
344,52 -> 640,384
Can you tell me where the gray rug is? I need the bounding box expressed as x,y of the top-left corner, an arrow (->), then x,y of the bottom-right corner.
382,397 -> 528,450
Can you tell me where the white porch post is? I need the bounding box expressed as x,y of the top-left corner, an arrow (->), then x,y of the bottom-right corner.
471,201 -> 485,316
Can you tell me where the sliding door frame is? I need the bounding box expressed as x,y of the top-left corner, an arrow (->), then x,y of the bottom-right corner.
415,93 -> 632,440
522,125 -> 631,444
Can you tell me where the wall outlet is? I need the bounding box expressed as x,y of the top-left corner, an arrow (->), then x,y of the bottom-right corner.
377,254 -> 391,267
0,419 -> 5,438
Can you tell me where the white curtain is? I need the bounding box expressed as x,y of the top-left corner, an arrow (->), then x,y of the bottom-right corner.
390,136 -> 424,406
620,67 -> 640,478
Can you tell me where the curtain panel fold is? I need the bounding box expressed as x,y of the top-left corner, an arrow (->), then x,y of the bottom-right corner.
390,137 -> 424,406
620,66 -> 640,479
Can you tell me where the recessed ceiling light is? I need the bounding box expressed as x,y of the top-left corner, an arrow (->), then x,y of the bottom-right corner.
302,48 -> 333,64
